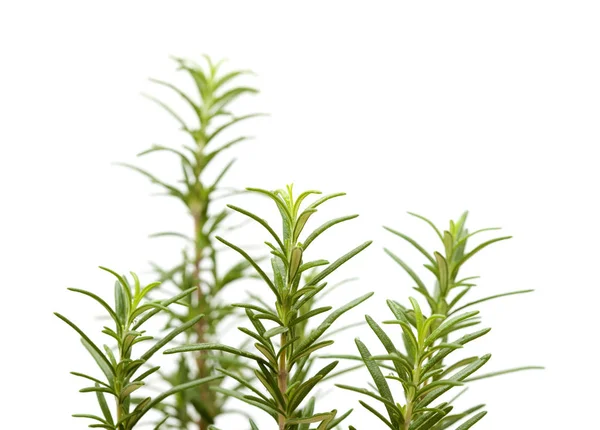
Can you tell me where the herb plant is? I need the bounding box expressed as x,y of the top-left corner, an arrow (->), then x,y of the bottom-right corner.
54,268 -> 222,430
334,212 -> 541,429
165,185 -> 373,430
55,54 -> 541,430
120,56 -> 263,430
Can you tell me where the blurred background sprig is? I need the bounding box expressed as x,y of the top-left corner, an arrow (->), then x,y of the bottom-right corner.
119,55 -> 264,430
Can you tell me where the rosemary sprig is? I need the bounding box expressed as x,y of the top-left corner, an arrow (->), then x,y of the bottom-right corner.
55,268 -> 222,430
120,55 -> 263,430
337,212 -> 541,429
165,185 -> 373,430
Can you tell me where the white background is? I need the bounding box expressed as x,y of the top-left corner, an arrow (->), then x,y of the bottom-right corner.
1,1 -> 598,429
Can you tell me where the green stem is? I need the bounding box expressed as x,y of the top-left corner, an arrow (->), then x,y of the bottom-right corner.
404,350 -> 423,430
278,332 -> 288,430
194,121 -> 214,430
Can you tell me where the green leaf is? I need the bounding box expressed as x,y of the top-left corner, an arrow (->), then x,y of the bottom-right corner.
298,259 -> 329,274
416,380 -> 463,398
452,236 -> 512,277
409,403 -> 452,430
217,367 -> 269,402
290,340 -> 335,364
216,236 -> 280,301
95,384 -> 114,426
153,415 -> 170,430
384,248 -> 427,293
288,361 -> 338,411
383,226 -> 435,265
336,384 -> 398,411
355,339 -> 398,426
326,408 -> 352,429
407,212 -> 443,240
116,163 -> 185,200
287,412 -> 333,425
205,111 -> 264,144
423,328 -> 490,374
302,214 -> 359,250
306,192 -> 346,210
227,204 -> 285,252
419,355 -> 491,408
263,326 -> 289,339
164,343 -> 272,368
132,375 -> 224,426
142,94 -> 188,129
67,288 -> 120,328
141,314 -> 203,361
455,411 -> 487,429
148,78 -> 201,118
288,246 -> 303,282
120,381 -> 144,398
450,289 -> 534,315
358,400 -> 395,430
294,293 -> 373,361
71,413 -> 110,425
133,366 -> 160,383
132,286 -> 197,330
291,306 -> 332,327
148,231 -> 193,243
308,241 -> 372,286
464,365 -> 544,382
434,252 -> 449,295
293,208 -> 318,243
425,311 -> 480,347
54,313 -> 114,381
137,144 -> 194,170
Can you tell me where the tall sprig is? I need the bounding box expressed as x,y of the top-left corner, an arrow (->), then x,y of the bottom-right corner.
54,268 -> 221,430
120,55 -> 263,430
165,185 -> 373,430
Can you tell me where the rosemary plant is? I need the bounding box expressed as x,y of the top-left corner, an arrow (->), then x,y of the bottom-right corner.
165,185 -> 373,430
336,212 -> 540,429
55,268 -> 221,430
120,56 -> 262,429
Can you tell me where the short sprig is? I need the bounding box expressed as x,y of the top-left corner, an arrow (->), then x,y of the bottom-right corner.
335,212 -> 541,429
383,211 -> 528,319
338,298 -> 491,430
55,267 -> 221,430
384,212 -> 541,379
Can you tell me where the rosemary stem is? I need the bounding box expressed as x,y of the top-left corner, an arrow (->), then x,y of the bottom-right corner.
404,352 -> 422,430
278,332 -> 288,430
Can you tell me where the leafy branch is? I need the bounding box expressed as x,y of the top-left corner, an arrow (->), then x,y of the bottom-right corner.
165,185 -> 373,430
